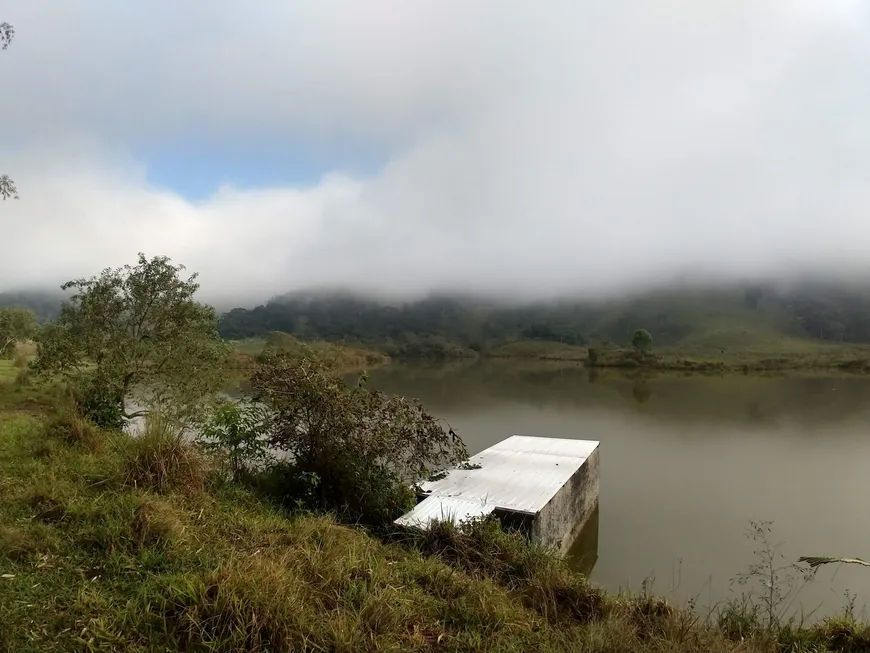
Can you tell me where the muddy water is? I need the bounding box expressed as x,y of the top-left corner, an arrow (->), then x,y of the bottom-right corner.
363,361 -> 870,618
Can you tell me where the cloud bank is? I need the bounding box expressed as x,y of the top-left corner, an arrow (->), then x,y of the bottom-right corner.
2,0 -> 870,305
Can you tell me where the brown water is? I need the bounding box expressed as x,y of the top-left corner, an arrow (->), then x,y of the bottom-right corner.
363,360 -> 870,619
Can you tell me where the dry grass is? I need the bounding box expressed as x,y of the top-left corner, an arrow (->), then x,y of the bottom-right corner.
121,413 -> 207,494
42,406 -> 105,451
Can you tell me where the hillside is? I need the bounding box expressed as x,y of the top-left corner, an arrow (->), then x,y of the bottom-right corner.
9,281 -> 870,358
216,283 -> 870,357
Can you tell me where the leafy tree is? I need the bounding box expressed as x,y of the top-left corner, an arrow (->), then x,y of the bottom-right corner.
33,253 -> 232,426
631,328 -> 653,353
0,307 -> 37,358
250,350 -> 469,526
1,21 -> 17,201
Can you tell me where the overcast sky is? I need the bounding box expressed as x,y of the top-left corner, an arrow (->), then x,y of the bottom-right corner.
2,1 -> 870,305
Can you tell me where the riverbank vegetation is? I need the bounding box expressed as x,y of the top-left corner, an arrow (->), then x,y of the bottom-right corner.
2,383 -> 869,651
2,253 -> 869,651
10,282 -> 870,370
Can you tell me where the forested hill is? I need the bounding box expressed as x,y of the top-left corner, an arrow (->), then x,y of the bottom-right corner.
8,282 -> 870,351
0,290 -> 65,322
217,283 -> 870,351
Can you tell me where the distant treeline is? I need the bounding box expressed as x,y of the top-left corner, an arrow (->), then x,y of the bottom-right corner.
216,283 -> 870,353
8,283 -> 870,354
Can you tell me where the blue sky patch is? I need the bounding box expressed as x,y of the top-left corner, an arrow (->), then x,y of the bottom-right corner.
138,139 -> 386,200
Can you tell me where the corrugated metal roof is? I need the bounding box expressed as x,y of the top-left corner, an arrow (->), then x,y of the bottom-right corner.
394,495 -> 495,529
418,435 -> 599,515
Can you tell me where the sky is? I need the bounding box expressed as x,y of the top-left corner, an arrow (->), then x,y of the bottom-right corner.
2,1 -> 870,306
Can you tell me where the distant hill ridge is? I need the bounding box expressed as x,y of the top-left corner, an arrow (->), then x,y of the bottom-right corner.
217,283 -> 870,351
7,282 -> 870,351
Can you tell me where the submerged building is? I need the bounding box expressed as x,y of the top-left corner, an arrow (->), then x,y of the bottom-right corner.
395,435 -> 600,555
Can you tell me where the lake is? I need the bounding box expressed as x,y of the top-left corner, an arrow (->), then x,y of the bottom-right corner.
362,360 -> 870,619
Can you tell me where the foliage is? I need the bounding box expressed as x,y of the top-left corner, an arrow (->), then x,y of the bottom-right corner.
631,328 -> 654,353
0,21 -> 13,50
0,307 -> 37,358
198,398 -> 271,481
68,368 -> 126,430
32,253 -> 232,424
250,350 -> 469,526
1,22 -> 16,202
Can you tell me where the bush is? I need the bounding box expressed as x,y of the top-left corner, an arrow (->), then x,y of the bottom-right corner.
250,352 -> 468,527
198,399 -> 271,482
70,370 -> 125,431
122,414 -> 206,494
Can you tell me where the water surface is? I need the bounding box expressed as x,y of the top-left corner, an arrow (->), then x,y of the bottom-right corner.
364,361 -> 870,618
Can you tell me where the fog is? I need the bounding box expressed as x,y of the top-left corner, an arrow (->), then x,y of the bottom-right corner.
3,1 -> 870,306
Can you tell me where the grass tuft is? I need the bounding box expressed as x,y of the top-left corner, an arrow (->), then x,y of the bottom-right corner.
409,517 -> 608,624
43,408 -> 104,451
121,414 -> 206,494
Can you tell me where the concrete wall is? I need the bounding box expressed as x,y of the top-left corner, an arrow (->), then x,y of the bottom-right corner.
531,446 -> 600,555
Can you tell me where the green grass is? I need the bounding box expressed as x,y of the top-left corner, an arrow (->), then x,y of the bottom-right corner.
486,340 -> 588,361
2,380 -> 869,651
231,332 -> 390,376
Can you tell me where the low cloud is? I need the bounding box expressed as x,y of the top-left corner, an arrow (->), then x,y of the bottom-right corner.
3,0 -> 870,305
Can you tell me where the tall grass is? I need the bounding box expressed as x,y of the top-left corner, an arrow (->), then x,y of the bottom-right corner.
2,401 -> 869,651
121,413 -> 207,493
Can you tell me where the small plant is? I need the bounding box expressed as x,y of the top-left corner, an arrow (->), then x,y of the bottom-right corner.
723,520 -> 814,633
198,399 -> 271,481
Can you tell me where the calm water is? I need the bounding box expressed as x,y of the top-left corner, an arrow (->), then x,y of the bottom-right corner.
363,360 -> 870,618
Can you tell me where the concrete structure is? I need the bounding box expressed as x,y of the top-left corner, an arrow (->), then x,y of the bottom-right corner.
395,435 -> 600,556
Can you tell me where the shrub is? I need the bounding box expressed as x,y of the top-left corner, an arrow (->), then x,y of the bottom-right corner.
70,370 -> 126,431
631,328 -> 653,353
198,399 -> 271,482
250,352 -> 468,527
122,413 -> 206,494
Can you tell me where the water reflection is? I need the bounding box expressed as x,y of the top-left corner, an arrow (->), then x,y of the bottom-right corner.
565,504 -> 599,577
362,361 -> 870,618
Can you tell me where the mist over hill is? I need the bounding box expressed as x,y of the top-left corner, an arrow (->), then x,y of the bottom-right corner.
7,277 -> 870,354
216,280 -> 870,352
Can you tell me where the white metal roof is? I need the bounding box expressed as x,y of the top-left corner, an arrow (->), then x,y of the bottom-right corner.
418,435 -> 599,515
394,495 -> 495,529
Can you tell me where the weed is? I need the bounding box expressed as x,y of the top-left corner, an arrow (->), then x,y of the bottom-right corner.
718,520 -> 817,643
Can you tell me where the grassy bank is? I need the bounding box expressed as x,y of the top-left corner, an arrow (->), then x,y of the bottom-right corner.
1,381 -> 868,652
476,335 -> 870,373
587,339 -> 870,373
231,332 -> 390,376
